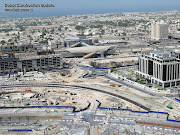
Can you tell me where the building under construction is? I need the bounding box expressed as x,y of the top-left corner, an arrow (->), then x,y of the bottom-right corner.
0,41 -> 64,74
0,54 -> 63,74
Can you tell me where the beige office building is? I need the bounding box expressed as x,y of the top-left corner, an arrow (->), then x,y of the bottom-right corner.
151,21 -> 169,40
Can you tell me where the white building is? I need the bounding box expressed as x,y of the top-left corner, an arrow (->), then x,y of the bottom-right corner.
136,49 -> 180,88
151,21 -> 169,40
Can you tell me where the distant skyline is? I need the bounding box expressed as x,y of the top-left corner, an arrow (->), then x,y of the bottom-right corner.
1,0 -> 180,18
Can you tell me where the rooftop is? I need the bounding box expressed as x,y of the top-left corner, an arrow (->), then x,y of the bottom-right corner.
143,49 -> 176,60
0,57 -> 19,62
0,54 -> 62,62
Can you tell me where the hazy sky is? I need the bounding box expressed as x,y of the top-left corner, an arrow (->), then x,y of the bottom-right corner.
1,0 -> 180,18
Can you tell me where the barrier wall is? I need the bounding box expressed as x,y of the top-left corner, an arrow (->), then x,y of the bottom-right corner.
96,100 -> 180,123
131,111 -> 148,114
83,64 -> 137,70
8,129 -> 32,132
0,106 -> 75,109
175,98 -> 180,102
0,104 -> 91,113
167,119 -> 180,123
149,111 -> 168,115
97,101 -> 168,115
73,103 -> 91,113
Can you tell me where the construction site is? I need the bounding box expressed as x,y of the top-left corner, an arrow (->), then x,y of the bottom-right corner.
0,41 -> 64,74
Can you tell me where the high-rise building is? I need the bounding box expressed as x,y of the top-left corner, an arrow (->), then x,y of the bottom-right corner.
136,49 -> 180,88
151,21 -> 169,40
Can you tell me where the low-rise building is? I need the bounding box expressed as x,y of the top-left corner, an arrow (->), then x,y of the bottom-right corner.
0,54 -> 63,74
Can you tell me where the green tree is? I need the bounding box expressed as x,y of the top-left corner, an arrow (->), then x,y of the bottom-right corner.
1,40 -> 5,45
88,33 -> 93,36
75,25 -> 86,30
94,38 -> 99,43
58,27 -> 62,31
122,32 -> 126,36
101,29 -> 105,35
8,39 -> 13,42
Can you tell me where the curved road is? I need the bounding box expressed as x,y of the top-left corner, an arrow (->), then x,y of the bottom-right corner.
0,82 -> 150,111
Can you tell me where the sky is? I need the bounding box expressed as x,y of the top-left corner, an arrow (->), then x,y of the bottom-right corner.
1,0 -> 180,18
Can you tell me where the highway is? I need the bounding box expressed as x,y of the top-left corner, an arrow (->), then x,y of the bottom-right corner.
0,82 -> 151,111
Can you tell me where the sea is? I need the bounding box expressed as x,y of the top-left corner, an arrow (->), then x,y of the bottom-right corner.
0,6 -> 180,19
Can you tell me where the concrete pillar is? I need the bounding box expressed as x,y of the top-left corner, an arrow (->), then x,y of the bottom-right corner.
17,61 -> 22,71
32,59 -> 37,70
101,51 -> 104,58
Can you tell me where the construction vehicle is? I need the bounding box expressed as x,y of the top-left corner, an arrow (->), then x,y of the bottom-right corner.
25,90 -> 31,92
62,81 -> 68,83
167,105 -> 173,109
110,84 -> 116,87
118,84 -> 123,87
